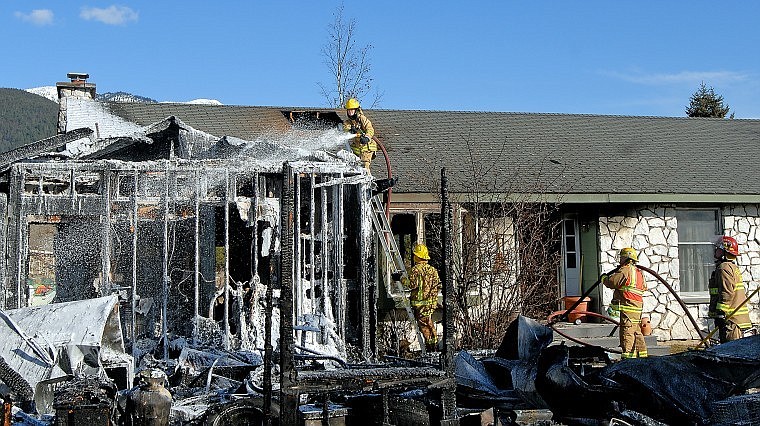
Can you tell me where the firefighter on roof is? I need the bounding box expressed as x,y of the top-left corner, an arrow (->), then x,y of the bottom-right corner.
392,243 -> 441,351
709,235 -> 753,342
342,98 -> 377,170
602,247 -> 649,359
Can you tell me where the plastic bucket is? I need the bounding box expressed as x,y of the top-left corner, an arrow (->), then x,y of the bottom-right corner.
563,296 -> 592,322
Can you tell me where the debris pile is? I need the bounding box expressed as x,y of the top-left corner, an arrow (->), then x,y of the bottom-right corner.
454,315 -> 760,425
53,376 -> 116,426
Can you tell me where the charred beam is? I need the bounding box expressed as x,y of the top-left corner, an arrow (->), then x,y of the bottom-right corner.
279,163 -> 298,426
131,169 -> 139,364
440,167 -> 458,424
162,164 -> 170,360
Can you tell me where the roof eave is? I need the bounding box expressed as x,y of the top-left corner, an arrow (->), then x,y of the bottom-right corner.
389,192 -> 760,204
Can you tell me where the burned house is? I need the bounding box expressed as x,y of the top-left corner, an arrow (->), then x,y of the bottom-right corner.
51,92 -> 760,344
3,73 -> 760,424
0,75 -> 458,424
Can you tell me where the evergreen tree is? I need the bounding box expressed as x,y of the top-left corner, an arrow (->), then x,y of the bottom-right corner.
685,82 -> 732,118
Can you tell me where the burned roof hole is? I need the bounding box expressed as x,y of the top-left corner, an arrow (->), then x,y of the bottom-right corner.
282,110 -> 342,130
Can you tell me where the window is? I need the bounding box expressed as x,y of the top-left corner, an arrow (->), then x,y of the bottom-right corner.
676,209 -> 720,293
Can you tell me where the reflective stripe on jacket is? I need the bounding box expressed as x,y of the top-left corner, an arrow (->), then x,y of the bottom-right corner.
604,263 -> 647,315
405,261 -> 440,307
709,260 -> 753,329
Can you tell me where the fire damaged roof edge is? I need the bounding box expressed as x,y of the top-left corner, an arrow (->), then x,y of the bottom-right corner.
0,128 -> 94,172
80,116 -> 177,160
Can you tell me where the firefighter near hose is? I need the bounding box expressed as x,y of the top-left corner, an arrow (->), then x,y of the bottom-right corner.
342,98 -> 377,170
392,243 -> 441,352
602,247 -> 649,359
709,235 -> 754,343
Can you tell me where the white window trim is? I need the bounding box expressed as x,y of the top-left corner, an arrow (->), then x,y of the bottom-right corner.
675,207 -> 721,296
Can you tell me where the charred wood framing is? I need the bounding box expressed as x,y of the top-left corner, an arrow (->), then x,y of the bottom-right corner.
359,182 -> 372,359
2,154 -> 451,423
278,163 -> 298,426
0,194 -> 6,309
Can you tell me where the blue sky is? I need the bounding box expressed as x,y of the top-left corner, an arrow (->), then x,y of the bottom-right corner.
2,1 -> 759,118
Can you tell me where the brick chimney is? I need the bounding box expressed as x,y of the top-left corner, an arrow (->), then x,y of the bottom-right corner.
57,73 -> 97,134
56,72 -> 96,100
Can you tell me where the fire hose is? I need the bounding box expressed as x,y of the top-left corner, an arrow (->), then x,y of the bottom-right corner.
547,310 -> 623,354
548,263 -> 705,352
693,285 -> 760,349
373,136 -> 392,218
636,264 -> 704,340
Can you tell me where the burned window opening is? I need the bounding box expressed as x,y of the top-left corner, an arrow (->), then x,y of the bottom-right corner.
390,213 -> 418,270
424,213 -> 443,272
282,110 -> 343,130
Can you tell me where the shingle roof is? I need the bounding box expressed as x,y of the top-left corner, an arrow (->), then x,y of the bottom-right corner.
104,102 -> 292,140
103,103 -> 760,199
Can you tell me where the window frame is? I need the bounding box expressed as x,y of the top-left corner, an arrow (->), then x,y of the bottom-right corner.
675,207 -> 721,299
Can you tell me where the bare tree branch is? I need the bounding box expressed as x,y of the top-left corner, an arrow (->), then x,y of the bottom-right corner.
319,4 -> 382,108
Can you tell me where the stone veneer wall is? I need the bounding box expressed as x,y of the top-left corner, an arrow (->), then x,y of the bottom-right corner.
599,205 -> 760,341
722,204 -> 760,327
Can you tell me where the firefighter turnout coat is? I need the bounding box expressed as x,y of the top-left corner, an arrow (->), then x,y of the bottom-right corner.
709,260 -> 752,340
404,260 -> 441,348
406,261 -> 440,314
342,110 -> 377,156
604,263 -> 648,358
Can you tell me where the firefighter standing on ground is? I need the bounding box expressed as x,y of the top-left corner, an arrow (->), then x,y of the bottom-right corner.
392,243 -> 441,351
342,98 -> 377,170
602,247 -> 648,359
708,235 -> 753,343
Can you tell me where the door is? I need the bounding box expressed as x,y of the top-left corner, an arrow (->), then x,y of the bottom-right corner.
562,215 -> 581,296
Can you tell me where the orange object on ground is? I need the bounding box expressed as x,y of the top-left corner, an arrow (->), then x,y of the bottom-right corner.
563,296 -> 592,322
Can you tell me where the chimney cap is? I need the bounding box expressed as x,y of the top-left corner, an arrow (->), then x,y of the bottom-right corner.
67,72 -> 90,81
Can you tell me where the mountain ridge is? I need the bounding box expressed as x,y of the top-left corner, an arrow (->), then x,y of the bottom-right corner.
0,88 -> 58,154
25,85 -> 222,105
1,86 -> 223,155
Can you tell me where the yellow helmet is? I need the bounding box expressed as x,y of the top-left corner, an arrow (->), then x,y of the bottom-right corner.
344,98 -> 360,109
619,247 -> 638,263
412,243 -> 430,260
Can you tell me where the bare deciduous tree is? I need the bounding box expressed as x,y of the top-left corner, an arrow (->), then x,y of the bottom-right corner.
374,142 -> 564,354
432,138 -> 564,349
318,4 -> 381,108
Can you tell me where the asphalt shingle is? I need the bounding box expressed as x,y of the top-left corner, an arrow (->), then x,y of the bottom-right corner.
104,103 -> 760,197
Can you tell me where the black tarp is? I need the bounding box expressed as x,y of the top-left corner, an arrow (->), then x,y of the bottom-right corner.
595,335 -> 760,424
489,315 -> 553,409
456,316 -> 760,425
453,351 -> 524,408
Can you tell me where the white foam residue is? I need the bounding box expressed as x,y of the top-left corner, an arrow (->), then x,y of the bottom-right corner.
236,128 -> 358,169
65,97 -> 144,138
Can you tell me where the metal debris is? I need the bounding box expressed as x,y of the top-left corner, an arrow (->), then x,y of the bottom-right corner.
0,98 -> 459,423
